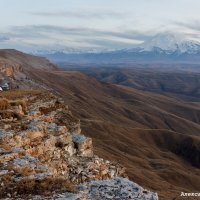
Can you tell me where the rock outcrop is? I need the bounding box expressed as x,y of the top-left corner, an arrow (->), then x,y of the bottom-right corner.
0,49 -> 57,90
0,91 -> 158,199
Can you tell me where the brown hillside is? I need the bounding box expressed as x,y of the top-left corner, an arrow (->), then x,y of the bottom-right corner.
28,69 -> 200,200
0,50 -> 199,199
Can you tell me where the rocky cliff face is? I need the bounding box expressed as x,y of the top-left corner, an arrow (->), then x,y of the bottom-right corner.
0,49 -> 57,90
0,91 -> 158,199
0,63 -> 22,78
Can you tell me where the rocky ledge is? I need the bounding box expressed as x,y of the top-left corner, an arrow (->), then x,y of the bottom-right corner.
0,90 -> 158,199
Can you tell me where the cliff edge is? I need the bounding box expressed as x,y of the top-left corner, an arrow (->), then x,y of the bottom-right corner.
0,90 -> 158,199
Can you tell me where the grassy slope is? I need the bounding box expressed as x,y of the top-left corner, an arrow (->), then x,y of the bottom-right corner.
27,69 -> 200,200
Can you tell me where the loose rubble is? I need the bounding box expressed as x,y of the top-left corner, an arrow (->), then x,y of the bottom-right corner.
0,91 -> 158,199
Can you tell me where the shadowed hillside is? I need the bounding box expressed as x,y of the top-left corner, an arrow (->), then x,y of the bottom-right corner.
65,65 -> 200,100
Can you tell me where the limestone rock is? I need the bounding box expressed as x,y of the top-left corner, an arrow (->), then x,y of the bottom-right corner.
0,131 -> 13,144
73,135 -> 93,157
79,177 -> 158,200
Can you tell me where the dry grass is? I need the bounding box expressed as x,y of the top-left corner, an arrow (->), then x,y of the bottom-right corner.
39,177 -> 77,194
0,98 -> 9,110
0,176 -> 77,198
0,97 -> 27,120
0,90 -> 42,100
14,166 -> 34,177
0,109 -> 23,120
0,144 -> 12,150
39,101 -> 65,115
9,100 -> 27,113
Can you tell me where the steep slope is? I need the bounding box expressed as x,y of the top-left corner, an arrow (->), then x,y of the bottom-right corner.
28,69 -> 200,200
0,49 -> 56,71
0,49 -> 57,89
0,90 -> 158,199
0,50 -> 200,199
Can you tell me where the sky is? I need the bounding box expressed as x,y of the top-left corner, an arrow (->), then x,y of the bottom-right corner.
0,0 -> 200,52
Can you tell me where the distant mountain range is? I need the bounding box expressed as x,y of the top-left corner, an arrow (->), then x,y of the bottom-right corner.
34,33 -> 200,64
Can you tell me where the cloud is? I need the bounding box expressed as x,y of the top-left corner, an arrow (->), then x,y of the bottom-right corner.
0,35 -> 10,42
7,25 -> 151,42
0,25 -> 154,51
28,10 -> 127,19
173,20 -> 200,32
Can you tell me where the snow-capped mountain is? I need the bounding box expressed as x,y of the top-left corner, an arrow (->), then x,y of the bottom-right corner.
34,33 -> 200,64
139,33 -> 200,54
34,33 -> 200,56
